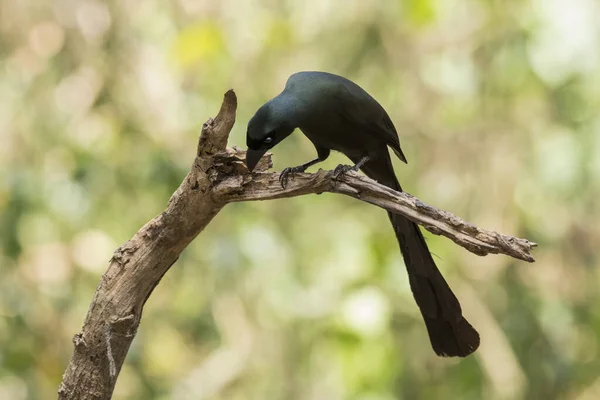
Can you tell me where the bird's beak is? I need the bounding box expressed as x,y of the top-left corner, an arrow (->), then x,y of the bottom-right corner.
245,148 -> 267,172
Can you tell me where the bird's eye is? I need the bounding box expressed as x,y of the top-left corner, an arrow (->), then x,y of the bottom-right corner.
264,136 -> 273,144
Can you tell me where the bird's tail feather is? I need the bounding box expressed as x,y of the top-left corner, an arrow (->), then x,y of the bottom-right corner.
359,156 -> 480,357
388,211 -> 480,357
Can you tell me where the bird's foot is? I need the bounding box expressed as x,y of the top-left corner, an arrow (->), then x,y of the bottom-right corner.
333,164 -> 358,180
279,165 -> 307,189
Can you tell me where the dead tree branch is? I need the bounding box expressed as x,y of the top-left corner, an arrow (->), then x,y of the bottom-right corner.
58,90 -> 536,399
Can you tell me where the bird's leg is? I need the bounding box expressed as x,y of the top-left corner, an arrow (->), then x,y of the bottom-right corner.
279,146 -> 330,189
279,158 -> 321,188
333,155 -> 370,179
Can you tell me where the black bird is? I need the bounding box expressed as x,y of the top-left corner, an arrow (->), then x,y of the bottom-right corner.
245,71 -> 480,357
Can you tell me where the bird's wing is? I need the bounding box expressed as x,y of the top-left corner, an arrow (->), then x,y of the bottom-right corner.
380,111 -> 407,163
334,83 -> 407,163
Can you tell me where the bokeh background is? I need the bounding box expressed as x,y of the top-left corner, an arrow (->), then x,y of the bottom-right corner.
1,0 -> 600,399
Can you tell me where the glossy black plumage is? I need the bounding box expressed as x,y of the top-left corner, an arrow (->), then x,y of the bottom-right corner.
246,71 -> 480,357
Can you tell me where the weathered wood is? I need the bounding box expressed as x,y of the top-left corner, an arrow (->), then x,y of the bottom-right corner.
58,90 -> 536,400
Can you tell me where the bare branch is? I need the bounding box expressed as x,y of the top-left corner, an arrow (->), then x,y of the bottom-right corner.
206,149 -> 536,261
210,155 -> 536,262
59,90 -> 536,399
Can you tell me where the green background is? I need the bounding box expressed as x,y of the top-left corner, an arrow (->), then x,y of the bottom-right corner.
1,0 -> 599,399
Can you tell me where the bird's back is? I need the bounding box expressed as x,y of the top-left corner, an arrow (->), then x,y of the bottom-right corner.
283,71 -> 405,162
285,71 -> 378,110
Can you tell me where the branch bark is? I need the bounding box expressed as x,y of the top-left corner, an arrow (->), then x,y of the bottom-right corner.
58,90 -> 537,399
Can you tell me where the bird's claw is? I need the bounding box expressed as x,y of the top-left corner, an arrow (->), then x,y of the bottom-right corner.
333,164 -> 356,179
279,166 -> 305,189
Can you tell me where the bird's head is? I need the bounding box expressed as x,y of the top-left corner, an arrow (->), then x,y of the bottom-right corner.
245,97 -> 296,172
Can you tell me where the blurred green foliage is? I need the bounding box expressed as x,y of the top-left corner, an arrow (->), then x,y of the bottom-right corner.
1,0 -> 600,399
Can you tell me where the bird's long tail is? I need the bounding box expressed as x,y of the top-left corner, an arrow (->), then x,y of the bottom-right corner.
359,156 -> 480,357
